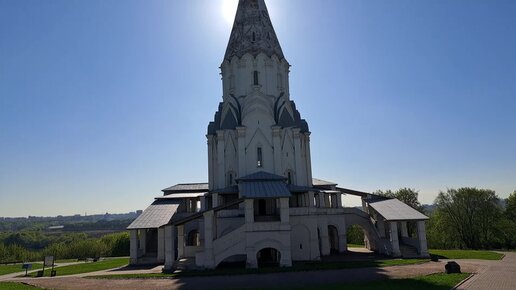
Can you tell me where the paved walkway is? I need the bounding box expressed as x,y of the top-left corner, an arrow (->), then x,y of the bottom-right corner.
5,253 -> 515,290
457,252 -> 516,290
7,259 -> 482,290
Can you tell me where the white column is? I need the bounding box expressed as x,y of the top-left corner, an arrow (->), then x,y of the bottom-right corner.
308,192 -> 315,208
203,211 -> 215,268
279,198 -> 290,224
130,230 -> 138,265
272,126 -> 282,175
293,128 -> 306,185
177,225 -> 185,258
216,130 -> 225,189
318,193 -> 325,208
336,193 -> 343,208
400,222 -> 409,238
164,225 -> 176,271
417,221 -> 429,257
207,135 -> 214,190
139,229 -> 147,255
237,126 -> 247,177
389,222 -> 401,257
245,199 -> 254,230
157,227 -> 165,263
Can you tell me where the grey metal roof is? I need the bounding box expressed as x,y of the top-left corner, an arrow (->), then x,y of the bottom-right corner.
127,200 -> 179,230
368,198 -> 429,221
156,192 -> 207,200
212,185 -> 239,194
162,183 -> 208,192
239,181 -> 291,199
312,178 -> 338,186
287,184 -> 316,193
238,171 -> 287,182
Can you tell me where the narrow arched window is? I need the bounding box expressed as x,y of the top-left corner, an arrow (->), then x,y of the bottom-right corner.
253,71 -> 259,86
287,171 -> 292,184
257,147 -> 263,167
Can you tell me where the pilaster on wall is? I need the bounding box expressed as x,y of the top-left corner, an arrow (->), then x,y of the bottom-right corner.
304,132 -> 313,185
216,130 -> 226,189
318,221 -> 330,256
207,135 -> 215,190
272,126 -> 282,175
292,128 -> 306,186
237,126 -> 247,177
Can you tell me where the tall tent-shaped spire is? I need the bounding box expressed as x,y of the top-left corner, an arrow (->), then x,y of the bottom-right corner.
224,0 -> 285,61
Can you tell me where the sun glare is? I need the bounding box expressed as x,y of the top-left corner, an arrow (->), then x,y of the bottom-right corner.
221,0 -> 238,24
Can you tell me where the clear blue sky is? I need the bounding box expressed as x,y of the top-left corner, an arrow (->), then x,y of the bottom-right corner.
1,0 -> 515,217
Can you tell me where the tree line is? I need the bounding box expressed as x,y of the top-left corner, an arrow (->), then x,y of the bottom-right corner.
0,232 -> 129,264
376,188 -> 516,250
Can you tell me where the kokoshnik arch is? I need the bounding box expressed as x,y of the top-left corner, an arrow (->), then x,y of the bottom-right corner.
128,0 -> 430,270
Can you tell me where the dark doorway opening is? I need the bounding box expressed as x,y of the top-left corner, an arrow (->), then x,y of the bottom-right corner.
257,248 -> 280,268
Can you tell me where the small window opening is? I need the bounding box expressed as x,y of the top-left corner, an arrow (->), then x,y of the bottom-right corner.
253,71 -> 259,85
252,32 -> 256,42
287,172 -> 292,184
257,147 -> 263,167
229,173 -> 234,186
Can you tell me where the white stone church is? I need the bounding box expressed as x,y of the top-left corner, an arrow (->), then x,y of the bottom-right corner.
128,0 -> 429,271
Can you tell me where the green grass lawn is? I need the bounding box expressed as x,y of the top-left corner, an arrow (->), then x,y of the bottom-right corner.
429,249 -> 504,260
0,282 -> 43,289
25,257 -> 128,277
89,258 -> 429,279
0,264 -> 43,276
225,273 -> 470,290
346,243 -> 365,248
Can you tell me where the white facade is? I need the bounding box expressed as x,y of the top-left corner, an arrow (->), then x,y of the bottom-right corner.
128,0 -> 429,270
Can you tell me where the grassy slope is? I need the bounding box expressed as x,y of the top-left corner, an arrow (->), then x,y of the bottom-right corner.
26,258 -> 128,277
227,273 -> 470,290
0,282 -> 42,289
0,264 -> 42,276
89,258 -> 429,279
429,249 -> 504,260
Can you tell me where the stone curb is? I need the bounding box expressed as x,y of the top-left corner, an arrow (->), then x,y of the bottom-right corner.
451,273 -> 475,290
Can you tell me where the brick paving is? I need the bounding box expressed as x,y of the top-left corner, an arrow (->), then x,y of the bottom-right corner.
456,252 -> 516,290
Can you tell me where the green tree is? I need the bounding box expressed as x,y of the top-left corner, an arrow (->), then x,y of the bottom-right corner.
375,188 -> 423,212
505,191 -> 516,222
435,188 -> 501,249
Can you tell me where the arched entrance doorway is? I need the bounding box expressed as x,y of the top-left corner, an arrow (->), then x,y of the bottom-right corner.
257,248 -> 281,268
328,225 -> 339,254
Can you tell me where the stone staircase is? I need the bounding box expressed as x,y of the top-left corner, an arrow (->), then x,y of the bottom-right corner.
174,257 -> 200,271
400,244 -> 419,258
